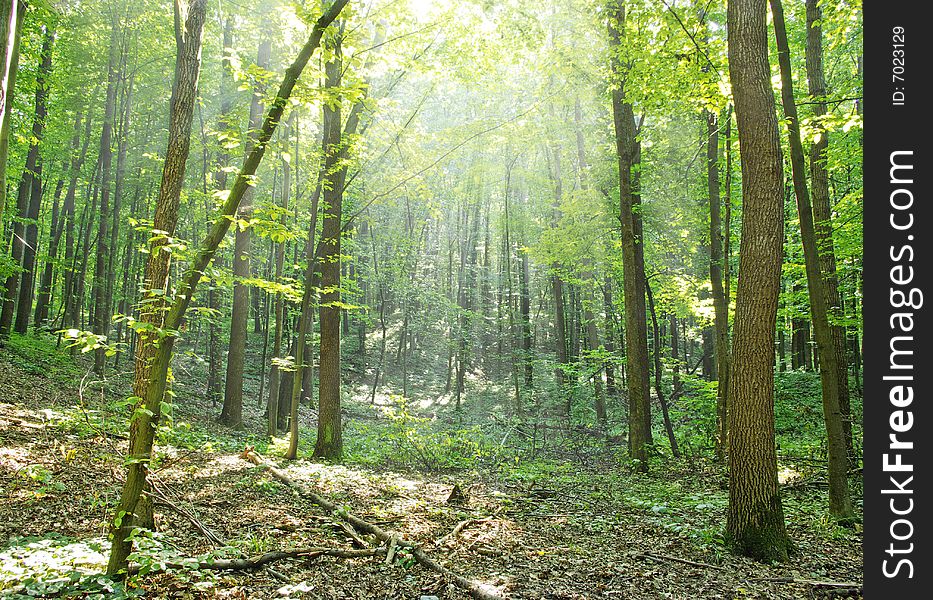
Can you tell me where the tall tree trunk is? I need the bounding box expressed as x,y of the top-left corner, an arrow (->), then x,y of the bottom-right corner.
2,27 -> 51,338
313,26 -> 346,459
106,39 -> 134,349
608,0 -> 651,470
545,143 -> 569,416
92,22 -> 121,373
519,243 -> 533,392
14,29 -> 53,334
107,0 -> 208,574
646,281 -> 678,457
805,0 -> 853,462
221,37 -> 271,428
771,0 -> 854,521
725,0 -> 792,562
206,16 -> 234,407
707,108 -> 731,461
0,0 -> 24,230
268,113 -> 293,436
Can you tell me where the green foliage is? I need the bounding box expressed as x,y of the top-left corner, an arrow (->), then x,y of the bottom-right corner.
773,370 -> 828,456
0,535 -> 142,599
344,395 -> 495,471
669,374 -> 719,455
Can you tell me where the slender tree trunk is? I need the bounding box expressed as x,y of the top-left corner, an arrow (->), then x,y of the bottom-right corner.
268,113 -> 293,436
602,280 -> 618,398
107,0 -> 208,574
771,0 -> 854,521
107,40 -> 134,349
0,0 -> 24,230
545,143 -> 569,416
646,281 -> 678,457
805,0 -> 853,462
725,0 -> 791,561
14,30 -> 53,334
608,1 -> 651,469
91,21 -> 122,373
221,37 -> 271,428
707,108 -> 731,461
2,27 -> 51,338
206,16 -> 234,407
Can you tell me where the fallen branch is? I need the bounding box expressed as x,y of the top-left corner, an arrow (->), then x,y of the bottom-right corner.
750,576 -> 861,588
144,481 -> 286,582
637,552 -> 727,571
436,518 -> 493,546
241,448 -> 503,600
126,546 -> 384,575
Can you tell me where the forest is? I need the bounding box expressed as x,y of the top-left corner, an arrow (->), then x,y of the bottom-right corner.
0,0 -> 864,598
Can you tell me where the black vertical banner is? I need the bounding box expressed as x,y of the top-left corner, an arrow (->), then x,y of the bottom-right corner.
864,1 -> 929,595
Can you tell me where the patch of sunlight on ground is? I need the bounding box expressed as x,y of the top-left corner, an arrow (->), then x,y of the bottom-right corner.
0,536 -> 108,592
777,466 -> 802,484
0,446 -> 30,471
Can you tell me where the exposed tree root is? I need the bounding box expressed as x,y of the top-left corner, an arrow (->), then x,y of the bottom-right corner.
240,448 -> 504,600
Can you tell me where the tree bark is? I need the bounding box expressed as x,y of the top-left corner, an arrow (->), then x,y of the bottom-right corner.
0,0 -> 24,230
646,281 -> 678,457
92,22 -> 121,373
268,113 -> 293,436
725,0 -> 792,562
221,37 -> 271,428
707,108 -> 731,461
771,0 -> 854,521
107,0 -> 208,574
805,0 -> 853,462
313,26 -> 347,459
2,26 -> 51,338
206,16 -> 234,407
608,0 -> 651,469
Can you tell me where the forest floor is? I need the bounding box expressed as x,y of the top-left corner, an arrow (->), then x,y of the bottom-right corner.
0,335 -> 863,599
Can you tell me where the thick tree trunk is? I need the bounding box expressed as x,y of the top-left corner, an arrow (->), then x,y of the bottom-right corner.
315,23 -> 358,459
725,0 -> 792,562
771,0 -> 853,521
